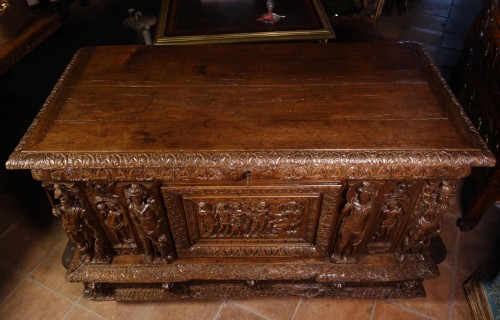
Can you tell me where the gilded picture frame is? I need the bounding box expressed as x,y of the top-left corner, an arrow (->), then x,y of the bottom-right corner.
154,0 -> 334,45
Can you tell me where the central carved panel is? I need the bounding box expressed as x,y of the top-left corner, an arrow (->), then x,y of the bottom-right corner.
191,199 -> 305,239
161,184 -> 342,258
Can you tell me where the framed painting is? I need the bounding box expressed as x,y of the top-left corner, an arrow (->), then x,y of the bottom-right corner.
154,0 -> 334,44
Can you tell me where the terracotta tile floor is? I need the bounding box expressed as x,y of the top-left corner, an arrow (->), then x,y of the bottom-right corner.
1,0 -> 499,319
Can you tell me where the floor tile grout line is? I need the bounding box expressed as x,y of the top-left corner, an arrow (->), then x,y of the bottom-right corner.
230,301 -> 273,320
0,260 -> 29,277
27,234 -> 67,278
24,277 -> 77,304
369,301 -> 377,320
137,300 -> 153,320
69,295 -> 110,320
290,298 -> 302,320
446,218 -> 463,320
212,299 -> 227,320
61,304 -> 79,320
0,218 -> 24,242
0,276 -> 28,311
385,299 -> 435,320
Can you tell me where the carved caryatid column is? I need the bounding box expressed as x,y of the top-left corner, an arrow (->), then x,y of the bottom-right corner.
125,183 -> 174,262
50,183 -> 110,263
332,181 -> 380,263
398,180 -> 456,261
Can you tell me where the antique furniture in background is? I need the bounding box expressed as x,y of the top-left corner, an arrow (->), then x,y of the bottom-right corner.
0,1 -> 61,76
0,0 -> 32,40
6,43 -> 494,300
154,0 -> 334,44
464,264 -> 500,320
454,0 -> 500,231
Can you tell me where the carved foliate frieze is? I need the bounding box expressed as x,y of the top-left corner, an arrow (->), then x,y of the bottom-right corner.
124,183 -> 175,262
10,150 -> 493,172
29,162 -> 474,182
332,181 -> 380,263
397,180 -> 456,261
47,183 -> 111,264
184,245 -> 318,258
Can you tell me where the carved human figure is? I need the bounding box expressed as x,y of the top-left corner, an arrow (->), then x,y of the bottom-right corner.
269,201 -> 303,235
52,186 -> 107,263
198,202 -> 217,237
125,184 -> 171,260
400,181 -> 455,260
96,201 -> 132,245
376,198 -> 402,241
229,203 -> 247,237
215,203 -> 232,237
250,202 -> 270,236
333,181 -> 378,262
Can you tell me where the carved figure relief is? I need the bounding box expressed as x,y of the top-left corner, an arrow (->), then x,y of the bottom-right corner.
125,184 -> 173,261
196,201 -> 303,238
332,181 -> 379,263
399,180 -> 456,261
50,184 -> 109,263
90,183 -> 136,252
367,182 -> 414,253
96,201 -> 132,244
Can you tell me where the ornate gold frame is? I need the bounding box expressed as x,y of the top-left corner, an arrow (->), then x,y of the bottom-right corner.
154,0 -> 334,45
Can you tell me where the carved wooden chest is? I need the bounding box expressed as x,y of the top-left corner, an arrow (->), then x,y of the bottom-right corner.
6,43 -> 495,300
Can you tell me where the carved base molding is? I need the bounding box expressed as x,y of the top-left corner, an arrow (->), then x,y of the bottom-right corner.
68,250 -> 435,300
82,280 -> 426,301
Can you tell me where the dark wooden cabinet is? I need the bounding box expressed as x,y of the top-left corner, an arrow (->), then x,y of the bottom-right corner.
454,0 -> 500,231
6,43 -> 494,300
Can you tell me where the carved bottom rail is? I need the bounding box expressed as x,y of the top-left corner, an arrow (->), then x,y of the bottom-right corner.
82,280 -> 426,301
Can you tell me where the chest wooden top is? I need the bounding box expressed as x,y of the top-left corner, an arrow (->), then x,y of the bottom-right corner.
6,43 -> 494,178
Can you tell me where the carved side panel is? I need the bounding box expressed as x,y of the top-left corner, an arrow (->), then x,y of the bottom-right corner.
397,180 -> 456,261
366,181 -> 419,254
331,181 -> 381,263
86,183 -> 138,254
122,183 -> 176,262
46,182 -> 176,263
161,184 -> 342,258
45,183 -> 111,264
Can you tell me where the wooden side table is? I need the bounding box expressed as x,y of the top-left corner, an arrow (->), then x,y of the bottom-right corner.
0,11 -> 61,76
6,43 -> 494,301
